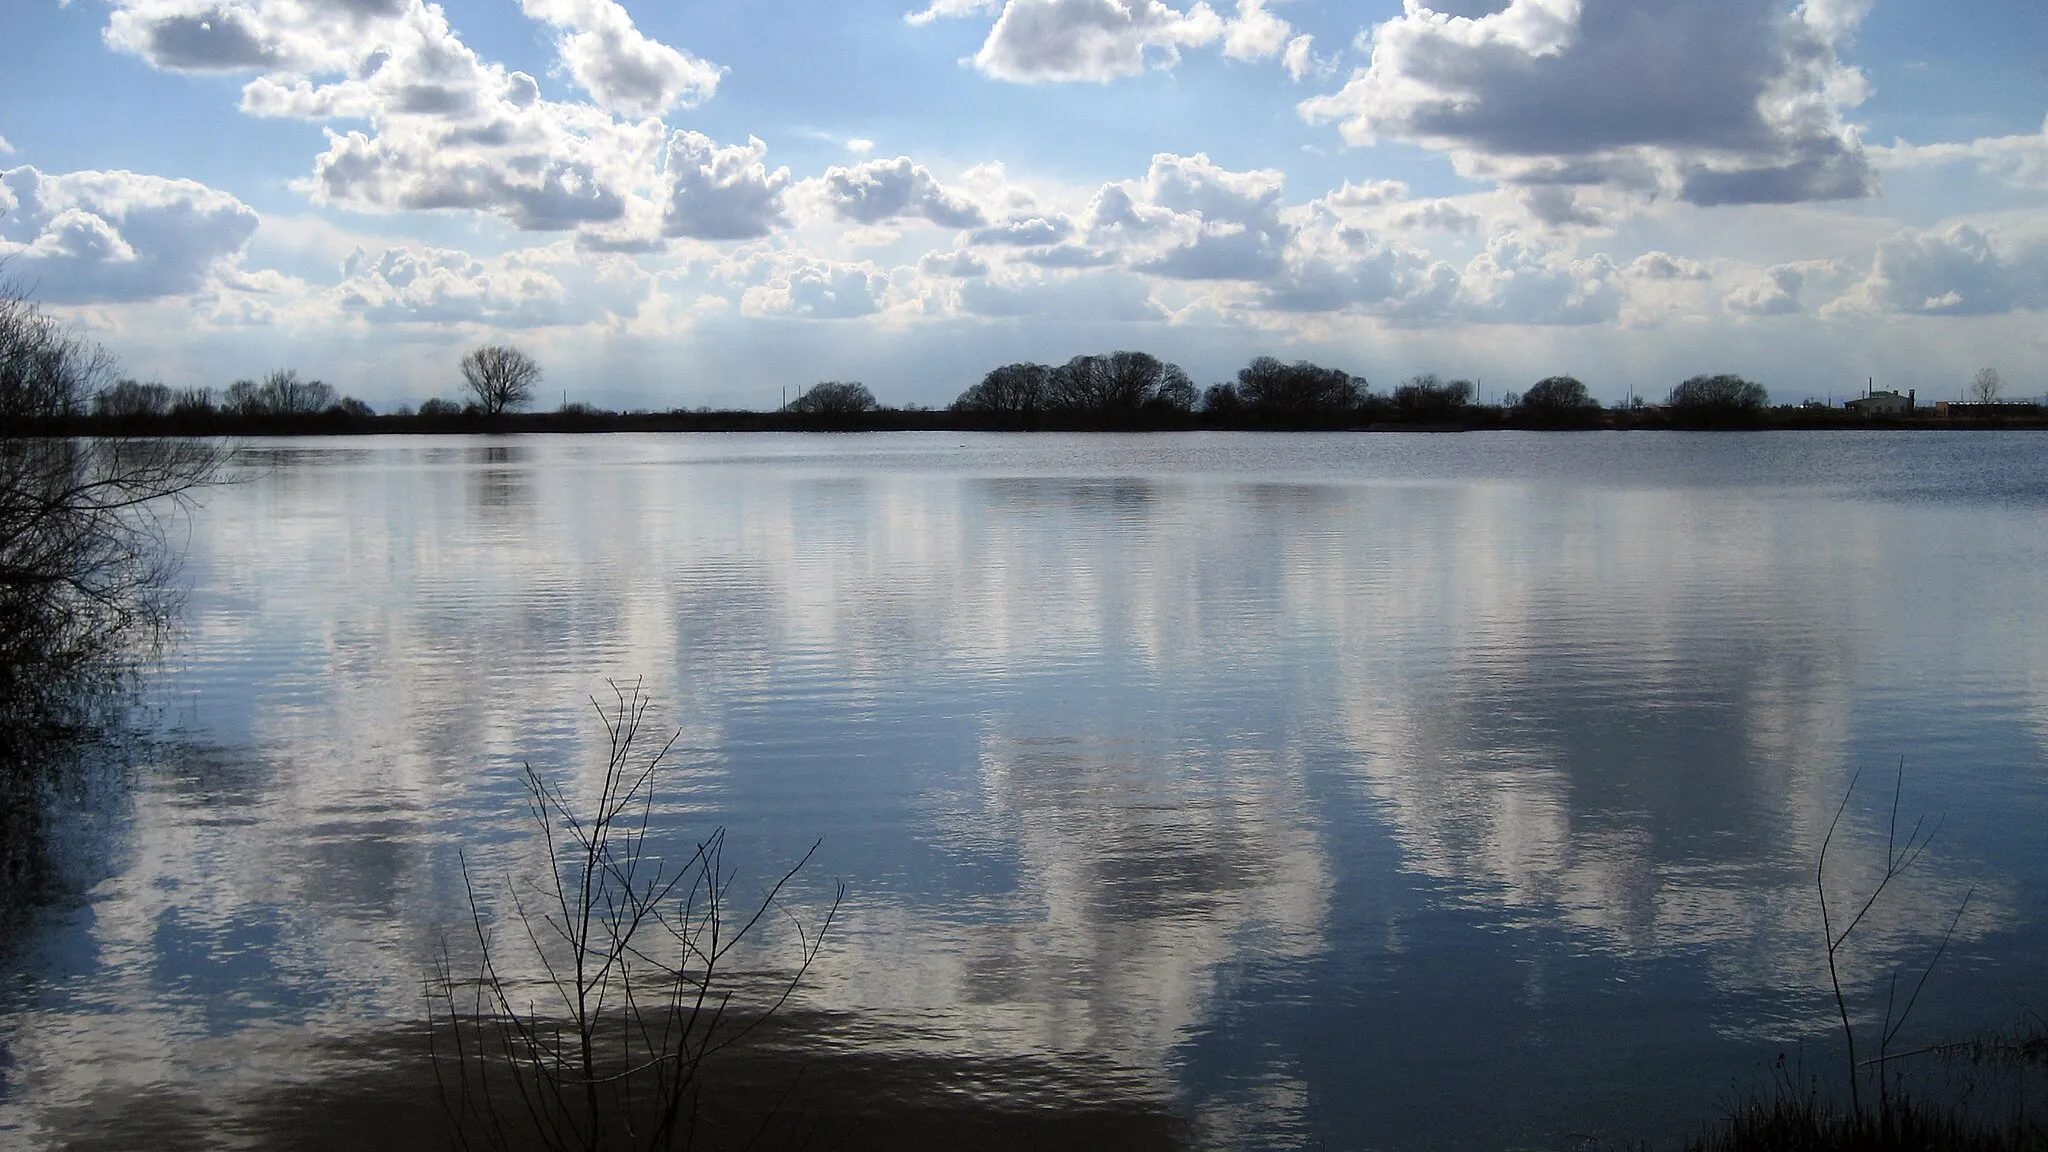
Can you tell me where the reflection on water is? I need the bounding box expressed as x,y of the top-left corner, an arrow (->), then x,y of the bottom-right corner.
3,432 -> 2047,1149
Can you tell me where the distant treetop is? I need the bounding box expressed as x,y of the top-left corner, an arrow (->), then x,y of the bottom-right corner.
785,380 -> 880,415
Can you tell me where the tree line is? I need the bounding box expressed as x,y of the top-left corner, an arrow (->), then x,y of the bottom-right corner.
16,311 -> 2034,436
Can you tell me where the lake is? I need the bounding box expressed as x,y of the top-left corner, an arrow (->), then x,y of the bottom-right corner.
3,431 -> 2046,1149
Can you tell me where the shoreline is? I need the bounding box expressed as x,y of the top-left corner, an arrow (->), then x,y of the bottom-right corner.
9,408 -> 2048,437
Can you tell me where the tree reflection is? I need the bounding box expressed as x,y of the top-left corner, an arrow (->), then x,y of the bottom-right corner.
1,281 -> 221,906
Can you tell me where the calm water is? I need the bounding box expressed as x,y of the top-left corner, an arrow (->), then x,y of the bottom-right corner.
4,431 -> 2047,1149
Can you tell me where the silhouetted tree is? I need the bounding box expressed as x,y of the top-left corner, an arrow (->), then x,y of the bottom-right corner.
1237,356 -> 1365,414
1517,376 -> 1596,411
1971,367 -> 2005,405
1046,351 -> 1191,413
0,286 -> 111,424
1149,363 -> 1198,412
0,278 -> 222,739
262,369 -> 335,414
1668,374 -> 1768,413
1394,374 -> 1474,418
952,363 -> 1050,413
92,380 -> 174,419
460,344 -> 541,416
169,387 -> 215,417
222,369 -> 336,416
785,380 -> 879,415
417,397 -> 466,417
1202,382 -> 1242,414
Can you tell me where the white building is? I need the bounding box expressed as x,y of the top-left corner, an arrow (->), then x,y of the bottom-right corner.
1846,389 -> 1914,415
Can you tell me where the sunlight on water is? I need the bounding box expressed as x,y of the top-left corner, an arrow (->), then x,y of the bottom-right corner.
2,431 -> 2046,1149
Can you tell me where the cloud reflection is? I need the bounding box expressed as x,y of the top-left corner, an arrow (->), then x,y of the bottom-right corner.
3,434 -> 2041,1149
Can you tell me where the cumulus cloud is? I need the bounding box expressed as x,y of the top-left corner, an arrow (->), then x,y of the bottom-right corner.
1083,152 -> 1290,280
1519,185 -> 1610,230
1833,224 -> 2048,316
1724,260 -> 1842,316
815,157 -> 985,228
1391,198 -> 1481,233
105,2 -> 285,72
103,0 -> 761,251
333,242 -> 650,326
1299,0 -> 1879,207
1252,186 -> 1457,317
1630,251 -> 1711,281
662,132 -> 790,240
724,251 -> 893,319
1455,234 -> 1624,325
919,0 -> 1296,83
919,248 -> 991,278
1220,0 -> 1289,61
0,165 -> 259,302
517,0 -> 723,117
1281,34 -> 1324,82
970,214 -> 1075,246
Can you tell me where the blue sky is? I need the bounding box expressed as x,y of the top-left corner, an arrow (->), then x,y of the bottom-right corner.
2,0 -> 2045,410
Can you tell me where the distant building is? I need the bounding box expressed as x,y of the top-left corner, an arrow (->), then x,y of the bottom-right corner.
1846,389 -> 1914,415
1936,401 -> 2044,418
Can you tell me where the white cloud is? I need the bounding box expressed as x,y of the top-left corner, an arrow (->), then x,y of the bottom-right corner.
1220,0 -> 1290,61
922,0 -> 1297,83
813,157 -> 986,228
333,242 -> 651,327
970,215 -> 1075,246
955,267 -> 1165,319
1082,152 -> 1290,280
1724,264 -> 1803,316
0,135 -> 15,155
1724,259 -> 1841,316
661,132 -> 790,240
905,0 -> 999,27
919,248 -> 991,278
970,0 -> 1224,83
1873,118 -> 2048,191
1455,234 -> 1624,325
846,138 -> 877,155
105,1 -> 286,72
1280,34 -> 1320,82
1519,185 -> 1611,230
726,251 -> 894,319
517,0 -> 723,118
0,165 -> 259,302
1630,251 -> 1711,281
1392,198 -> 1481,233
1255,187 -> 1457,317
1832,224 -> 2048,316
104,0 -> 761,252
1299,0 -> 1878,207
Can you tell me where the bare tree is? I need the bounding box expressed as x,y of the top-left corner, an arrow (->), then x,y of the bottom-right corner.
1,279 -> 222,733
951,363 -> 1050,414
92,380 -> 174,419
1236,356 -> 1365,414
431,682 -> 840,1151
461,345 -> 542,416
1970,367 -> 2005,405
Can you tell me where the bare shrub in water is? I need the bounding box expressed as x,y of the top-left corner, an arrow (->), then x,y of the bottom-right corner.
1,278 -> 223,898
429,682 -> 842,1152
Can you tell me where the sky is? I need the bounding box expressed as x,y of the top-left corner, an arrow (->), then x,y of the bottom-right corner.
1,0 -> 2045,411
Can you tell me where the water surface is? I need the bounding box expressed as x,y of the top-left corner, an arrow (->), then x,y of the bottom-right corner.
3,431 -> 2046,1149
